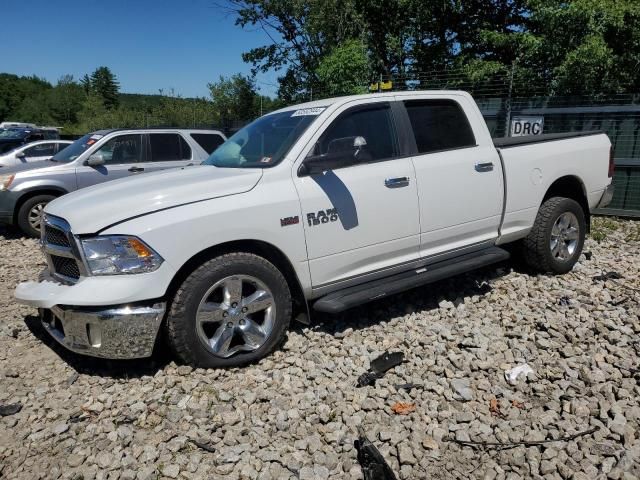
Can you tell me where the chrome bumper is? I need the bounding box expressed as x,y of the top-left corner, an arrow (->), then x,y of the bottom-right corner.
596,183 -> 615,209
41,302 -> 166,359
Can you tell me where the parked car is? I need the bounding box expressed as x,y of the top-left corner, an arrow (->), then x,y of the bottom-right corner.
15,91 -> 614,368
0,140 -> 73,168
0,127 -> 61,154
0,128 -> 226,237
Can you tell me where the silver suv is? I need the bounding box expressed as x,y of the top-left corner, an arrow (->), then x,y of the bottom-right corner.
0,128 -> 226,237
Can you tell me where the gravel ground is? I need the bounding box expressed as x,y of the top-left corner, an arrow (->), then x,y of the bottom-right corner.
1,218 -> 639,480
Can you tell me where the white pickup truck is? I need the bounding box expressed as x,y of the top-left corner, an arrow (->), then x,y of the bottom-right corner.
15,91 -> 614,368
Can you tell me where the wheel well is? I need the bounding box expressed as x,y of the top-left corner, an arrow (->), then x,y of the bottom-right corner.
165,240 -> 307,316
13,189 -> 66,224
543,176 -> 590,230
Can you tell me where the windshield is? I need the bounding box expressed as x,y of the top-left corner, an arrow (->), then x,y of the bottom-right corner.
50,133 -> 101,163
0,129 -> 27,139
203,110 -> 321,168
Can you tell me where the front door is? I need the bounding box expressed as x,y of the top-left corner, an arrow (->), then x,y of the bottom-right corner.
76,133 -> 146,189
400,95 -> 503,259
293,100 -> 421,292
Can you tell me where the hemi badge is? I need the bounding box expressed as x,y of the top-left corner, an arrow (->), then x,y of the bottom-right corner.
280,216 -> 300,227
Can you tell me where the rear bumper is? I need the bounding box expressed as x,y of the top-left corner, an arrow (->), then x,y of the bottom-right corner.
595,183 -> 615,209
41,302 -> 166,359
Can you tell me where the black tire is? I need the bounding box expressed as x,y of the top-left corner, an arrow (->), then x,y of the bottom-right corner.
17,194 -> 56,238
165,252 -> 292,368
522,196 -> 586,274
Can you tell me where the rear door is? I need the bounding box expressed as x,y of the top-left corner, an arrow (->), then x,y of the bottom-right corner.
145,132 -> 194,172
76,133 -> 146,188
400,95 -> 503,259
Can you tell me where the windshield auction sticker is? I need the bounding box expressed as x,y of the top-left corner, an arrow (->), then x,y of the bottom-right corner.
291,107 -> 326,117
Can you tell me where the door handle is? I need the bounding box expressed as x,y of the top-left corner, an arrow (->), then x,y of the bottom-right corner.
128,166 -> 145,173
475,162 -> 494,172
384,177 -> 410,188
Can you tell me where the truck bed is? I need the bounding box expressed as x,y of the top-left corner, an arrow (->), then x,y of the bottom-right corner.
494,131 -> 611,244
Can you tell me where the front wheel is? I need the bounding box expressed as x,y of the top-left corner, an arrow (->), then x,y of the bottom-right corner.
165,252 -> 292,368
522,196 -> 586,274
17,194 -> 56,238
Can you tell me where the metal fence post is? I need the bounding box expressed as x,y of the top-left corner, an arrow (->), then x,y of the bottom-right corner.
505,63 -> 515,137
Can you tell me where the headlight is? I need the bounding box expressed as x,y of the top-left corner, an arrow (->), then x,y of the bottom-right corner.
80,236 -> 163,275
0,174 -> 15,191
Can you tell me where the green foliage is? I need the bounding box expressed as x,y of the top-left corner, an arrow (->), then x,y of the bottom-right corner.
590,216 -> 620,243
0,70 -> 283,135
208,74 -> 259,127
228,0 -> 363,101
316,40 -> 370,97
228,0 -> 640,98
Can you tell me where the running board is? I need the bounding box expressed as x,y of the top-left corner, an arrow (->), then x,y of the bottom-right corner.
312,247 -> 510,314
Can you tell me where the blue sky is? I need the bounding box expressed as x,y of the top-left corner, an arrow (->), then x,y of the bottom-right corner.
4,0 -> 281,97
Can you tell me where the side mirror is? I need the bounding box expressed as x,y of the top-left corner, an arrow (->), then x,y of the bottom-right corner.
300,136 -> 368,176
16,151 -> 26,159
85,154 -> 105,167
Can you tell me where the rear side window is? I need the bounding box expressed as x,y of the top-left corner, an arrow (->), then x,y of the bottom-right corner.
313,103 -> 399,163
404,99 -> 476,154
190,133 -> 225,154
149,133 -> 191,161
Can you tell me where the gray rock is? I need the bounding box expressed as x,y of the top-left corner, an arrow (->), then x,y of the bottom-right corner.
162,464 -> 180,478
52,422 -> 69,435
95,451 -> 115,470
451,378 -> 474,401
398,443 -> 417,465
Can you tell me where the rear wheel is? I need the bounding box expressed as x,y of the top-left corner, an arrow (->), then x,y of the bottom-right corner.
165,252 -> 292,368
17,194 -> 56,238
522,196 -> 586,274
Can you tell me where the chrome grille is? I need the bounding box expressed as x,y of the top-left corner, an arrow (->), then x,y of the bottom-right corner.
44,225 -> 71,248
41,215 -> 84,283
50,255 -> 80,279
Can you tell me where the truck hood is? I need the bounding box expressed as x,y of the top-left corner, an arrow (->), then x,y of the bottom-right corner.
46,165 -> 263,233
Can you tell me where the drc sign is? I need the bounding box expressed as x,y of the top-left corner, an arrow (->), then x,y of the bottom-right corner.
511,116 -> 544,137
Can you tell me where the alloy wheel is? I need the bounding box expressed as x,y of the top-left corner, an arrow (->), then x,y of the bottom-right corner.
195,275 -> 276,358
550,212 -> 580,261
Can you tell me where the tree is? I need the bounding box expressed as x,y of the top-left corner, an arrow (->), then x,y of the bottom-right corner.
80,74 -> 92,96
226,0 -> 640,97
207,74 -> 258,127
316,40 -> 370,97
223,0 -> 364,101
49,75 -> 84,125
90,66 -> 120,109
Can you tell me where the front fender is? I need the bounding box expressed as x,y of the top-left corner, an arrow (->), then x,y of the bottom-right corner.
101,178 -> 313,297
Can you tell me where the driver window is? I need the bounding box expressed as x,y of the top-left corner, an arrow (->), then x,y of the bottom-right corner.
95,134 -> 143,164
312,103 -> 399,163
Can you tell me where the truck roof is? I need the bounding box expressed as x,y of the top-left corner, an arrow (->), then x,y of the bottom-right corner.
271,90 -> 471,114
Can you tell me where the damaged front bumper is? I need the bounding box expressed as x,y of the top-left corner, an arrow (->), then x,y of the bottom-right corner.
15,270 -> 169,360
15,262 -> 174,359
40,302 -> 166,359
